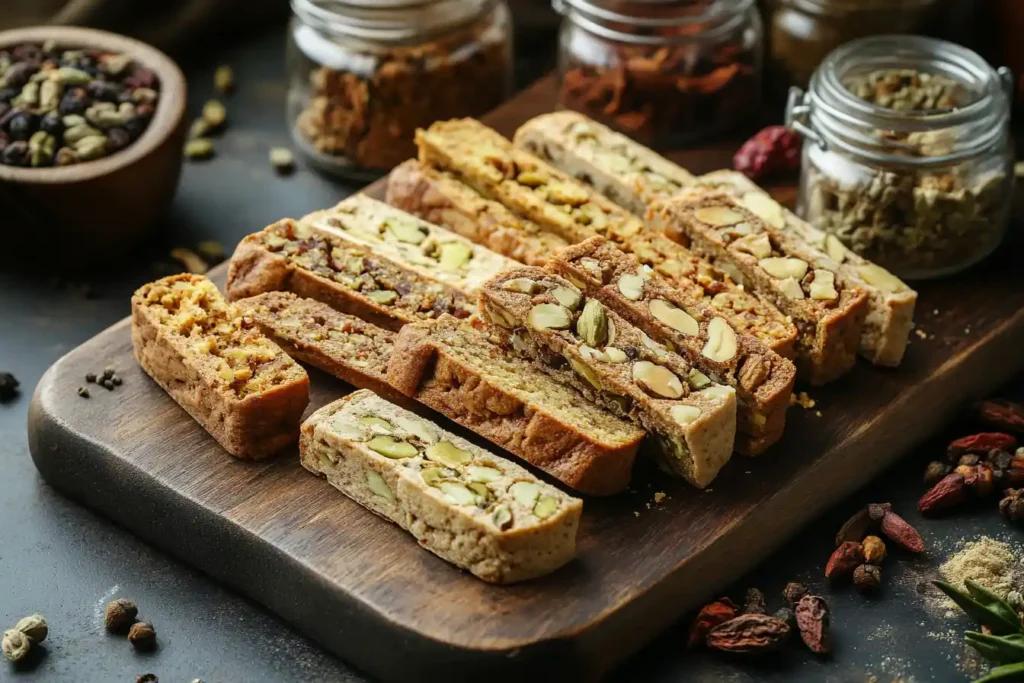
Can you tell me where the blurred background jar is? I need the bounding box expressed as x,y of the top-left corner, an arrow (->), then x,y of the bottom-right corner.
554,0 -> 763,147
287,0 -> 513,180
788,35 -> 1013,280
768,0 -> 939,91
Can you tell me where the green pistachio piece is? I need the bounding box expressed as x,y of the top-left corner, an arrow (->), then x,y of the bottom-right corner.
366,290 -> 398,305
509,481 -> 541,508
425,441 -> 473,467
359,416 -> 393,432
492,505 -> 514,530
367,436 -> 417,459
437,242 -> 473,271
466,465 -> 502,483
533,496 -> 559,519
385,218 -> 428,245
436,481 -> 477,505
365,470 -> 394,502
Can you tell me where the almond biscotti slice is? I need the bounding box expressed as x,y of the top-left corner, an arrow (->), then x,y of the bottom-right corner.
233,291 -> 403,403
301,390 -> 582,583
299,193 -> 518,294
480,268 -> 738,488
386,159 -> 571,266
513,111 -> 694,216
131,274 -> 310,459
226,217 -> 473,332
549,236 -> 796,455
388,316 -> 644,496
693,170 -> 917,367
650,191 -> 869,385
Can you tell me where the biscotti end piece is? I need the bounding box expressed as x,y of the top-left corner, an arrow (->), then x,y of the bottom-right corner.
233,291 -> 405,403
480,268 -> 738,488
301,390 -> 582,583
693,170 -> 917,367
651,191 -> 869,385
132,274 -> 310,459
387,316 -> 644,496
225,216 -> 474,332
548,236 -> 796,454
386,159 -> 570,266
513,111 -> 694,215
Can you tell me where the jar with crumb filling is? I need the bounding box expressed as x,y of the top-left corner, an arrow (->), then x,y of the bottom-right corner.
787,35 -> 1014,279
287,0 -> 513,179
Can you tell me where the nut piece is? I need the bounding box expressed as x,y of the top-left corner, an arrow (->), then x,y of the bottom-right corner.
861,535 -> 887,564
808,270 -> 839,301
528,303 -> 571,331
650,299 -> 699,336
671,404 -> 702,426
695,206 -> 745,227
604,347 -> 627,363
502,277 -> 543,294
437,242 -> 473,271
732,233 -> 773,259
533,496 -> 559,519
617,273 -> 645,301
492,505 -> 513,530
551,286 -> 581,310
632,361 -> 684,399
853,564 -> 882,593
509,481 -> 541,508
365,470 -> 394,502
576,299 -> 609,347
701,317 -> 738,363
824,234 -> 847,264
14,614 -> 47,643
759,257 -> 809,280
778,277 -> 805,300
2,629 -> 30,663
568,356 -> 602,390
436,481 -> 477,505
857,264 -> 905,293
425,441 -> 472,467
687,368 -> 712,390
128,621 -> 157,651
740,192 -> 785,228
105,598 -> 139,633
367,436 -> 418,459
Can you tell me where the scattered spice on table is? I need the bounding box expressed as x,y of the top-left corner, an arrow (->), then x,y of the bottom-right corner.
105,598 -> 138,633
136,675 -> 158,683
269,147 -> 295,175
77,386 -> 89,398
214,64 -> 234,94
202,99 -> 226,130
0,42 -> 160,168
2,613 -> 47,665
937,538 -> 1021,609
918,426 -> 1022,518
183,138 -> 214,161
0,372 -> 19,402
128,621 -> 156,651
1000,489 -> 1024,524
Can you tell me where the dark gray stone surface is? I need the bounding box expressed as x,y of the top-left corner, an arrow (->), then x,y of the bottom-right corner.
0,28 -> 1017,683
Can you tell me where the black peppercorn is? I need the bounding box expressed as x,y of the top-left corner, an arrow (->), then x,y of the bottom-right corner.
85,372 -> 96,383
39,111 -> 64,138
111,376 -> 123,386
128,621 -> 157,651
102,367 -> 115,379
3,62 -> 36,89
107,127 -> 131,153
77,387 -> 90,398
0,372 -> 19,402
101,379 -> 115,391
1,140 -> 28,166
104,598 -> 138,633
87,80 -> 121,102
7,110 -> 38,141
58,87 -> 89,116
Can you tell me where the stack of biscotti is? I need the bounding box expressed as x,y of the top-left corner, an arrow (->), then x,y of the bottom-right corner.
412,118 -> 798,359
649,191 -> 870,385
301,390 -> 583,583
691,170 -> 917,367
387,159 -> 571,266
479,267 -> 738,488
549,236 -> 796,455
234,292 -> 644,495
131,274 -> 310,459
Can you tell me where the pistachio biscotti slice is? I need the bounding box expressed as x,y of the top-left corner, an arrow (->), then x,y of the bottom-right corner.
301,390 -> 582,584
131,274 -> 310,459
513,111 -> 695,216
226,217 -> 473,332
480,268 -> 738,488
549,236 -> 796,455
386,159 -> 571,266
693,170 -> 917,367
233,291 -> 402,402
650,191 -> 869,385
300,193 -> 519,294
387,316 -> 645,496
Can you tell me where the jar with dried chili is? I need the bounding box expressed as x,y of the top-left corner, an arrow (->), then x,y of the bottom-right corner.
554,0 -> 763,147
787,36 -> 1014,279
287,0 -> 513,179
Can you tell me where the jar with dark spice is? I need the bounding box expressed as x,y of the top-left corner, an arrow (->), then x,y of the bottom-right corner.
554,0 -> 763,147
787,36 -> 1014,279
287,0 -> 513,179
769,0 -> 938,91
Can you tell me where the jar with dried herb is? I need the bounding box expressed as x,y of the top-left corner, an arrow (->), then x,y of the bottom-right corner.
769,0 -> 938,91
787,36 -> 1014,279
554,0 -> 763,147
287,0 -> 513,179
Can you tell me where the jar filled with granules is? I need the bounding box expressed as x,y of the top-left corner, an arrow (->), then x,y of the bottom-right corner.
554,0 -> 763,147
787,36 -> 1013,279
770,0 -> 938,90
287,0 -> 513,179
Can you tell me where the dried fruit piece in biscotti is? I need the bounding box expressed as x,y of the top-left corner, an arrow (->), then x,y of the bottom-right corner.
300,389 -> 583,583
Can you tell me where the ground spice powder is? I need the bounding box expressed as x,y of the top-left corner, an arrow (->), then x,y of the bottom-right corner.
937,537 -> 1021,605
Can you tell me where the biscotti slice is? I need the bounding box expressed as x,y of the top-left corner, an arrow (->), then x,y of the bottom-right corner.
693,170 -> 917,367
300,193 -> 518,294
480,268 -> 738,488
301,390 -> 582,584
233,291 -> 403,402
650,191 -> 869,385
226,217 -> 473,332
549,236 -> 796,455
388,316 -> 644,496
131,274 -> 310,459
513,111 -> 694,216
386,159 -> 571,266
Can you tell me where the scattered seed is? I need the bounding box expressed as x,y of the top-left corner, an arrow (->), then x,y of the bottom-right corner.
202,99 -> 226,129
102,368 -> 115,379
0,372 -> 19,402
102,379 -> 115,391
77,387 -> 90,398
269,147 -> 295,175
105,599 -> 138,633
184,138 -> 214,160
85,372 -> 97,383
112,376 -> 123,386
169,247 -> 209,274
214,65 -> 235,94
2,629 -> 30,663
137,675 -> 159,683
128,621 -> 157,651
188,118 -> 210,140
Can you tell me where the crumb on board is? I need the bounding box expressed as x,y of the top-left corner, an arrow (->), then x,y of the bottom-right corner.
633,511 -> 640,518
915,329 -> 928,340
815,410 -> 822,418
790,391 -> 816,410
653,492 -> 667,504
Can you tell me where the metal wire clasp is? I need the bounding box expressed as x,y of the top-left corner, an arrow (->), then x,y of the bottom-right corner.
785,86 -> 825,150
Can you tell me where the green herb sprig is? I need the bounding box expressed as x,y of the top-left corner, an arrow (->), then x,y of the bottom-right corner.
934,579 -> 1024,682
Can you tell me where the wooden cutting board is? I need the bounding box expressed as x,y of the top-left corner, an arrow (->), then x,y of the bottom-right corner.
27,77 -> 1024,683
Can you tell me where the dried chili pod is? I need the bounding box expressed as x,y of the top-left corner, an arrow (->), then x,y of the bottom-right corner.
706,613 -> 791,654
879,509 -> 925,553
687,598 -> 738,649
834,506 -> 871,546
794,595 -> 831,654
978,399 -> 1024,434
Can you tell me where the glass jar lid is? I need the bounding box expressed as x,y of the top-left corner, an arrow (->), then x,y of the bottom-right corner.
780,0 -> 934,16
553,0 -> 756,44
787,35 -> 1012,167
292,0 -> 492,43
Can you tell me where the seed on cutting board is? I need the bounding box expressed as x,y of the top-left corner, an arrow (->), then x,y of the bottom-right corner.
214,65 -> 235,94
85,372 -> 97,383
0,372 -> 20,402
184,138 -> 214,160
269,147 -> 295,174
2,629 -> 30,663
128,621 -> 156,651
202,99 -> 226,129
77,387 -> 90,398
14,614 -> 47,643
105,598 -> 138,633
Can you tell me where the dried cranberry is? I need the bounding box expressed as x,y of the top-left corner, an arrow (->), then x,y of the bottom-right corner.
58,88 -> 89,115
733,125 -> 802,181
124,67 -> 157,89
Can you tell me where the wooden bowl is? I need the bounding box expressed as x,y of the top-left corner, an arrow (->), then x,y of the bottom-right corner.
0,26 -> 187,270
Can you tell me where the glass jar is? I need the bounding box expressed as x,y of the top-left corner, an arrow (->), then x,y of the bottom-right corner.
787,35 -> 1014,280
287,0 -> 513,179
770,0 -> 938,90
554,0 -> 763,147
